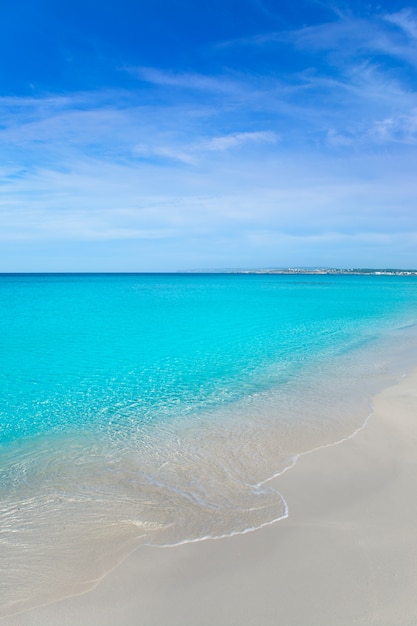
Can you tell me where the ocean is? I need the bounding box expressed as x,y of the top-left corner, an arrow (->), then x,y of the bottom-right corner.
1,272 -> 417,615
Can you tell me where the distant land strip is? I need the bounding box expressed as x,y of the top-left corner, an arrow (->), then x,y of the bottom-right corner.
182,268 -> 417,276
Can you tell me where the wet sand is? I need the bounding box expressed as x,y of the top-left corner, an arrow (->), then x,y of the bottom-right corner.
4,368 -> 417,626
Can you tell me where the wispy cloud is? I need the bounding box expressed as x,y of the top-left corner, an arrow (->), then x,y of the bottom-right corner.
369,109 -> 417,143
133,131 -> 279,164
226,7 -> 417,66
2,4 -> 417,269
128,66 -> 243,96
385,9 -> 417,41
201,131 -> 278,151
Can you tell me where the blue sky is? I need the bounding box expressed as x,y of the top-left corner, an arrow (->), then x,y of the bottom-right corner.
1,0 -> 417,270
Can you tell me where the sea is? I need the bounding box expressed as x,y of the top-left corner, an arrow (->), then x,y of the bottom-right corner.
1,272 -> 417,615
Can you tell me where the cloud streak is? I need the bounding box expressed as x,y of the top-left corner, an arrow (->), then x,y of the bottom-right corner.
1,3 -> 417,269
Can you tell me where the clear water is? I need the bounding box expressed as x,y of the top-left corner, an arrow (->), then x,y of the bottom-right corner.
1,273 -> 417,615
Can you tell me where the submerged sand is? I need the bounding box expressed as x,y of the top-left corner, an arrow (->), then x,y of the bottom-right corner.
3,368 -> 417,626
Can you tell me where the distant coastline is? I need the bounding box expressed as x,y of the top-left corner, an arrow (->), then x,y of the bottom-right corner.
182,268 -> 417,276
32,268 -> 409,276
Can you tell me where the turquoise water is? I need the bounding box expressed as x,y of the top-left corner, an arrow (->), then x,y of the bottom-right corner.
2,272 -> 417,443
1,273 -> 417,615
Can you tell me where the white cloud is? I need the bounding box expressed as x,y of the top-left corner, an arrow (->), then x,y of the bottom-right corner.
2,4 -> 417,271
201,131 -> 278,151
1,144 -> 417,244
132,131 -> 278,165
326,129 -> 353,146
369,109 -> 417,143
134,143 -> 197,164
385,9 -> 417,41
128,66 -> 242,95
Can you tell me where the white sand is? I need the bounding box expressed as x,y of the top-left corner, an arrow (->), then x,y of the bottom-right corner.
3,369 -> 417,626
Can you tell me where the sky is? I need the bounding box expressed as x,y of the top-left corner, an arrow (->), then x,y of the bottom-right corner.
1,0 -> 417,271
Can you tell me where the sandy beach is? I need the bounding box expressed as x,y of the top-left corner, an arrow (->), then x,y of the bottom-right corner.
3,367 -> 417,626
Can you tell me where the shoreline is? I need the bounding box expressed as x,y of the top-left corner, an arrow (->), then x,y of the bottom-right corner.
4,367 -> 417,625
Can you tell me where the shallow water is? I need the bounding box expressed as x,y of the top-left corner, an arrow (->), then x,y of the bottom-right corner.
1,273 -> 417,615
